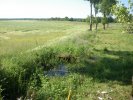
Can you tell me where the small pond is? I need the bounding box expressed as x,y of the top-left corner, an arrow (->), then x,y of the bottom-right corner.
44,64 -> 68,76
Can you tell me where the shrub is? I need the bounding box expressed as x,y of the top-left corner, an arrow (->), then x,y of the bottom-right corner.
102,17 -> 107,25
36,74 -> 84,100
125,23 -> 133,34
0,85 -> 3,99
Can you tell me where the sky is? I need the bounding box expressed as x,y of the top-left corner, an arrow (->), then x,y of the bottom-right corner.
121,0 -> 128,6
0,0 -> 128,18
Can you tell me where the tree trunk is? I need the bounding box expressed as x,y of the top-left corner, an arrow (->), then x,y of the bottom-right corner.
94,4 -> 98,31
103,12 -> 106,30
96,23 -> 98,30
103,24 -> 105,30
90,3 -> 92,31
107,23 -> 109,28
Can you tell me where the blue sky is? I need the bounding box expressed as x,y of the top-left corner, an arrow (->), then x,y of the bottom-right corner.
121,0 -> 128,6
0,0 -> 128,18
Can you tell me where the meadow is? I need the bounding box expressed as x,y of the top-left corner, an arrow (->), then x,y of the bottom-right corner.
0,20 -> 88,56
0,20 -> 133,100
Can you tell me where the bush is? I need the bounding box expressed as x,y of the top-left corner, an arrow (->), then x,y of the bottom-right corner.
126,23 -> 133,34
36,74 -> 84,100
102,17 -> 107,25
0,36 -> 89,99
0,85 -> 3,99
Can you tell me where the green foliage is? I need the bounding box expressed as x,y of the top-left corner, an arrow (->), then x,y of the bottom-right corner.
99,0 -> 117,29
125,23 -> 133,34
0,54 -> 37,99
86,16 -> 101,24
95,17 -> 101,24
102,16 -> 107,25
0,85 -> 3,99
36,74 -> 86,100
112,4 -> 130,23
64,16 -> 69,21
112,3 -> 133,33
100,0 -> 117,15
128,0 -> 133,12
107,16 -> 115,23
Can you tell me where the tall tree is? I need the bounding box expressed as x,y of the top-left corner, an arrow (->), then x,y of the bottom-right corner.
85,0 -> 93,31
93,0 -> 101,30
100,0 -> 117,30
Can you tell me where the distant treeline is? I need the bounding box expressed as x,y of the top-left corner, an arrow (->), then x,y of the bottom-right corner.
0,17 -> 86,22
0,16 -> 116,23
49,17 -> 86,22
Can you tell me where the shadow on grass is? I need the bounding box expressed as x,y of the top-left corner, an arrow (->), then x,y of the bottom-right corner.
70,50 -> 133,84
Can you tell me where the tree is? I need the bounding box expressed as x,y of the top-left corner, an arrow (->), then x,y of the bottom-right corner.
128,0 -> 133,21
65,16 -> 69,21
85,0 -> 93,31
107,16 -> 115,23
86,15 -> 95,24
112,4 -> 130,23
112,2 -> 133,33
93,0 -> 101,30
128,0 -> 133,12
85,0 -> 101,31
100,0 -> 117,30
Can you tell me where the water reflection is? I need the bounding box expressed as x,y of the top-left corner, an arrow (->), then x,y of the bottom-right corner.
44,64 -> 68,76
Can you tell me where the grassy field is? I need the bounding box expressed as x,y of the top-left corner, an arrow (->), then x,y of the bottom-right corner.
0,20 -> 133,100
0,20 -> 88,56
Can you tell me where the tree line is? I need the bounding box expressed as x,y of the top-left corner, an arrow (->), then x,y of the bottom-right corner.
0,17 -> 116,24
85,0 -> 117,30
85,0 -> 133,31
